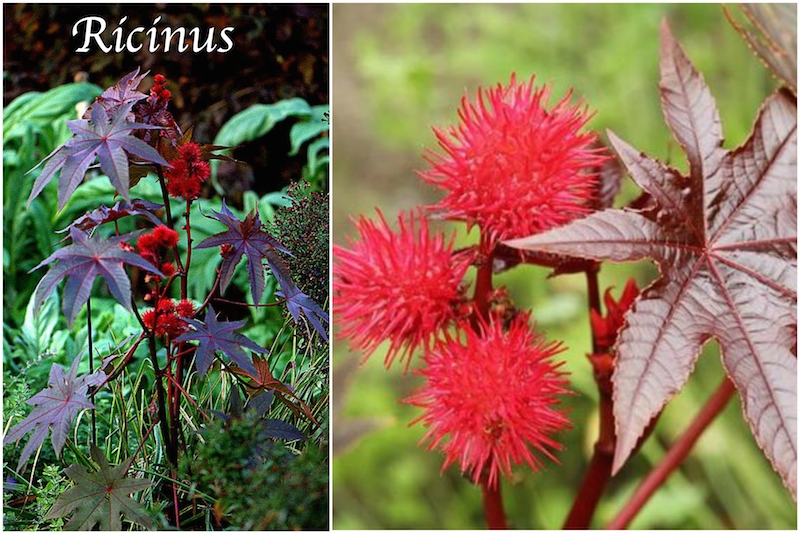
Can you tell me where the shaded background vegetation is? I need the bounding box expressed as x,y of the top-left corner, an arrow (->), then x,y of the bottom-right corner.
4,3 -> 327,194
331,3 -> 796,529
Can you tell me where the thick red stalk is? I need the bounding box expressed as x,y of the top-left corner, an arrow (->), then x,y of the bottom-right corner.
472,236 -> 509,529
481,478 -> 509,529
563,264 -> 614,529
473,238 -> 494,320
605,378 -> 736,529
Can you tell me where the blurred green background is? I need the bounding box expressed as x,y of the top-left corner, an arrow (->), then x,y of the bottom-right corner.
331,3 -> 796,530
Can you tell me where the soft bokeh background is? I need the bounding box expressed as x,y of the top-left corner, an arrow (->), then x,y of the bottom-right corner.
331,3 -> 796,530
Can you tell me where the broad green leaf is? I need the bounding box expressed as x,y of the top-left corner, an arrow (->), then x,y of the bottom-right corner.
289,104 -> 329,156
213,98 -> 313,149
4,83 -> 102,141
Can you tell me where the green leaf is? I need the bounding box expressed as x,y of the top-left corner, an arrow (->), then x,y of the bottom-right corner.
289,105 -> 329,156
19,290 -> 60,360
304,136 -> 330,178
45,445 -> 153,530
4,83 -> 102,141
213,98 -> 313,149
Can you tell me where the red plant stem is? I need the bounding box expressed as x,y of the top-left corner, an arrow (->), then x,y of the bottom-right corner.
196,274 -> 221,316
564,389 -> 615,529
585,263 -> 601,349
130,419 -> 158,462
181,199 -> 191,301
172,477 -> 181,529
606,377 -> 736,530
563,263 -> 613,529
473,236 -> 494,321
155,164 -> 185,273
471,236 -> 510,528
212,296 -> 288,308
86,298 -> 97,448
481,479 -> 508,529
132,280 -> 177,475
165,372 -> 210,421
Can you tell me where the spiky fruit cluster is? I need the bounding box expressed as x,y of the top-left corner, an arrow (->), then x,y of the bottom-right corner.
420,74 -> 606,244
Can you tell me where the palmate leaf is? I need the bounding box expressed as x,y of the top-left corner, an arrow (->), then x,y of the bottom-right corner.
90,67 -> 149,115
32,228 -> 163,327
27,100 -> 170,211
58,198 -> 163,236
4,356 -> 105,472
195,202 -> 329,339
726,4 -> 797,95
45,444 -> 153,531
232,355 -> 320,426
195,201 -> 292,303
175,304 -> 263,377
506,21 -> 797,496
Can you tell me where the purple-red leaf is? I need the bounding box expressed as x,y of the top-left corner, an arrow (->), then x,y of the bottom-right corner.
195,201 -> 292,304
194,202 -> 330,338
33,228 -> 163,327
59,199 -> 163,236
175,304 -> 264,377
5,356 -> 105,471
45,444 -> 153,531
506,21 -> 797,496
89,67 -> 149,116
261,419 -> 305,441
726,4 -> 797,95
231,355 -> 320,426
280,288 -> 329,341
28,100 -> 170,211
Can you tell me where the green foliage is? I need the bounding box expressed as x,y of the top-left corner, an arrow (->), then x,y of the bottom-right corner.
3,463 -> 69,531
45,445 -> 153,531
212,98 -> 330,191
180,409 -> 328,530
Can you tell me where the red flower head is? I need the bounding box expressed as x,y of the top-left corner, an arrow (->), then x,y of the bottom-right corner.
137,225 -> 179,267
141,299 -> 190,338
175,299 -> 196,318
333,209 -> 471,369
419,74 -> 607,245
590,279 -> 639,353
135,73 -> 179,143
164,141 -> 211,200
407,313 -> 571,488
149,74 -> 170,106
160,262 -> 176,277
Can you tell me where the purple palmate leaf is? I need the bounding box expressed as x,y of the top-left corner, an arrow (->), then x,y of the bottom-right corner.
195,201 -> 292,304
506,21 -> 797,496
87,67 -> 149,118
194,203 -> 329,338
28,100 -> 170,211
5,356 -> 105,472
58,199 -> 163,237
32,228 -> 163,327
175,304 -> 263,377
